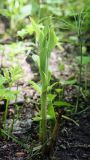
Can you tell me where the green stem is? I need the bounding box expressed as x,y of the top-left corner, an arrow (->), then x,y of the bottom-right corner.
75,37 -> 83,112
85,65 -> 87,92
75,13 -> 83,112
40,89 -> 47,143
3,99 -> 8,129
79,37 -> 83,88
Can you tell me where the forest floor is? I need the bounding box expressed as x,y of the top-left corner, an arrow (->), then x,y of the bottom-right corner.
0,22 -> 90,159
0,107 -> 90,160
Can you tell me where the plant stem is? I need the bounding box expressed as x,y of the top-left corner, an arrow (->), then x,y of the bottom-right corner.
3,99 -> 8,129
43,109 -> 65,155
75,13 -> 83,112
40,89 -> 47,143
85,65 -> 87,92
79,37 -> 83,88
75,36 -> 83,113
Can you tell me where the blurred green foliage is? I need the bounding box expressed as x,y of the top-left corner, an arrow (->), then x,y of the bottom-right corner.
0,0 -> 89,34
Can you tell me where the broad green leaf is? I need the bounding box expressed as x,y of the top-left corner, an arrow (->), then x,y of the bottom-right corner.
48,104 -> 56,120
3,69 -> 10,82
39,30 -> 44,48
0,89 -> 19,100
31,18 -> 40,39
54,101 -> 73,107
47,94 -> 56,102
46,0 -> 62,4
47,71 -> 51,84
47,28 -> 58,57
17,29 -> 28,38
39,47 -> 47,73
32,54 -> 40,68
0,9 -> 11,17
0,76 -> 6,87
26,25 -> 35,35
61,79 -> 77,85
20,4 -> 32,18
29,80 -> 41,94
9,66 -> 23,82
33,116 -> 42,121
55,88 -> 63,93
47,82 -> 59,91
0,89 -> 6,98
33,114 -> 55,121
47,6 -> 62,16
4,90 -> 19,100
42,72 -> 51,88
76,56 -> 90,65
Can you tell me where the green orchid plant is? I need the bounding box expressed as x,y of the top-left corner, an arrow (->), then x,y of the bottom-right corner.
29,18 -> 58,143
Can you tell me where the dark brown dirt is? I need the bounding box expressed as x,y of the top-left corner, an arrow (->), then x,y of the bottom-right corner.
0,107 -> 90,160
52,108 -> 90,160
